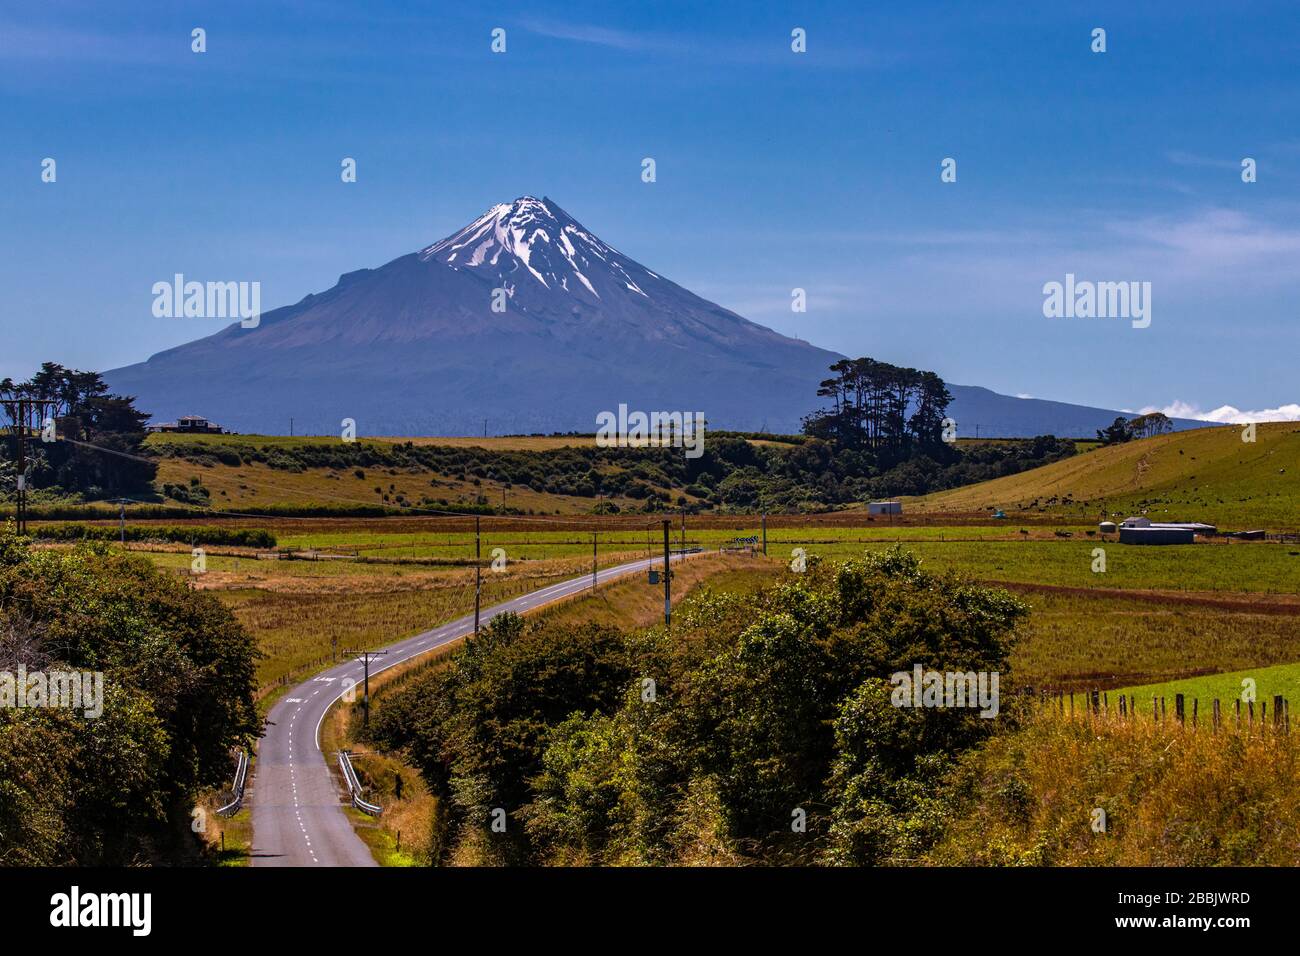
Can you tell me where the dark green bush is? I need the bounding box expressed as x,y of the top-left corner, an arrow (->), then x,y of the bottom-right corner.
0,529 -> 260,865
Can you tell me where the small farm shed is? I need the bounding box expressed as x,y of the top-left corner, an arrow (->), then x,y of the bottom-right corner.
869,501 -> 902,516
1120,526 -> 1194,544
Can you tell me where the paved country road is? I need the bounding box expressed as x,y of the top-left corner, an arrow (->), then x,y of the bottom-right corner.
250,551 -> 690,867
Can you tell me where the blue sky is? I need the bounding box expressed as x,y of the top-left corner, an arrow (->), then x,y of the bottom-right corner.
3,1 -> 1298,421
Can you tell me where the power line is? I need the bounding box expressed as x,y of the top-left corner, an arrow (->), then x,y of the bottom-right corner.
474,515 -> 481,635
1,397 -> 58,535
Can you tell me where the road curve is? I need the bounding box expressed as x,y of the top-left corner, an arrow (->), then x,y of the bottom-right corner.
250,552 -> 688,866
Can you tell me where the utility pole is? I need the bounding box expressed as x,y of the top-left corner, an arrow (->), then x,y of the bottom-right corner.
118,498 -> 126,544
591,532 -> 597,593
680,510 -> 686,553
289,417 -> 294,437
2,397 -> 57,536
474,515 -> 482,635
340,649 -> 389,727
761,512 -> 768,555
662,518 -> 671,629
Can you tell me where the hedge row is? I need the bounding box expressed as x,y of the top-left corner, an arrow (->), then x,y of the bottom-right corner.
34,524 -> 277,549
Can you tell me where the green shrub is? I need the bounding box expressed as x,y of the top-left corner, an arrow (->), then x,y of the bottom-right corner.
369,548 -> 1026,865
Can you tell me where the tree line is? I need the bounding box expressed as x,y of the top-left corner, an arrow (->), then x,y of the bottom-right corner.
1096,411 -> 1174,445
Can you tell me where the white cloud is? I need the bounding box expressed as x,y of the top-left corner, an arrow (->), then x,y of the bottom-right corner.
1139,401 -> 1300,424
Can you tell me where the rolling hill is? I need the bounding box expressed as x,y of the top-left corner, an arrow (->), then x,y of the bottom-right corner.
909,422 -> 1300,530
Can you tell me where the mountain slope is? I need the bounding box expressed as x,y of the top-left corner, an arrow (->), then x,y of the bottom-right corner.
106,195 -> 1199,438
942,385 -> 1201,442
108,196 -> 840,436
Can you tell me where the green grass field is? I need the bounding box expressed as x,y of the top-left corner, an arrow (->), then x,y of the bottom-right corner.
800,538 -> 1300,593
1115,661 -> 1300,708
911,421 -> 1300,530
1009,591 -> 1300,692
261,523 -> 1099,562
120,516 -> 1299,697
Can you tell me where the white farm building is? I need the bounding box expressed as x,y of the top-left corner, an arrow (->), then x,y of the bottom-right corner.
1117,516 -> 1215,545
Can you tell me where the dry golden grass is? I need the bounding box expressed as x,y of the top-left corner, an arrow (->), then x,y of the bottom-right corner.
232,561 -> 604,695
192,790 -> 253,866
126,544 -> 649,694
530,551 -> 779,631
154,456 -> 633,515
930,704 -> 1300,865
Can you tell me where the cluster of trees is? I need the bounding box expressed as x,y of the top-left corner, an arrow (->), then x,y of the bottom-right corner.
1,363 -> 156,499
0,530 -> 260,864
802,358 -> 953,459
368,548 -> 1026,865
1096,411 -> 1174,445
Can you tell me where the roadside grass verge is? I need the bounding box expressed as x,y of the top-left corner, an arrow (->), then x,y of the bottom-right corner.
193,791 -> 253,867
320,683 -> 444,867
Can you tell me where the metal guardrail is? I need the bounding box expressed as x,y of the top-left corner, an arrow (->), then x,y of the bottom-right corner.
337,750 -> 382,816
215,749 -> 249,817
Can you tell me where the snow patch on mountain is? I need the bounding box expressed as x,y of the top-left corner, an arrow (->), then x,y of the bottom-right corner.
421,195 -> 657,303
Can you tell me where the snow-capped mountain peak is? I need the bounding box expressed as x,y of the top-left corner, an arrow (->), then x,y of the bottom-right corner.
421,195 -> 657,300
102,192 -> 1163,439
